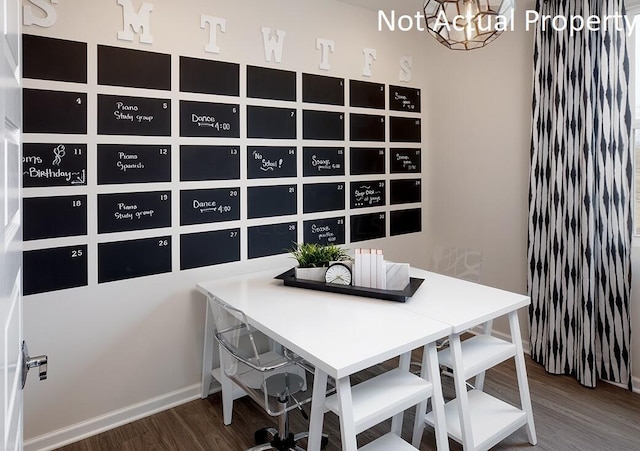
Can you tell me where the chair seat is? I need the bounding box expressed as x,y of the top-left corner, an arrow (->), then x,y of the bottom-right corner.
264,372 -> 305,398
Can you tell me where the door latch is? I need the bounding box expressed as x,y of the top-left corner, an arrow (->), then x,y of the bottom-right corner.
21,341 -> 48,389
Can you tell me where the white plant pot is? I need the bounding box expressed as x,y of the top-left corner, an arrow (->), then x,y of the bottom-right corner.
294,266 -> 327,282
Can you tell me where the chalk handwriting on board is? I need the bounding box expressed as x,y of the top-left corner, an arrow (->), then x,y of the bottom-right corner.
392,149 -> 421,173
303,147 -> 344,177
253,150 -> 284,172
23,143 -> 87,187
304,217 -> 345,245
191,112 -> 232,131
353,182 -> 385,208
114,100 -> 160,123
394,92 -> 414,110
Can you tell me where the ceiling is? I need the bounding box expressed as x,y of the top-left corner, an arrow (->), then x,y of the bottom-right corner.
335,0 -> 423,16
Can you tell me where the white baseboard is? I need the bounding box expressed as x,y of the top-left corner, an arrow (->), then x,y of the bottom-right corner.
474,326 -> 640,395
24,383 -> 209,451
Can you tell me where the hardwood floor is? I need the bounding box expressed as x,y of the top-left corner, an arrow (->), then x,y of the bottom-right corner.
56,356 -> 640,451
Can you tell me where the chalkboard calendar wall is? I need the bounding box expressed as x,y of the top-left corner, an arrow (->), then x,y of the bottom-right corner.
21,34 -> 424,295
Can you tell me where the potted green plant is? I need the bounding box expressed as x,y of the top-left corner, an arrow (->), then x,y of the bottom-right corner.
290,242 -> 350,282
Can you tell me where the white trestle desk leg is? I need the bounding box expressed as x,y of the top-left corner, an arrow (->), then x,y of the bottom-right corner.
201,298 -> 215,399
336,376 -> 358,451
390,351 -> 412,435
474,319 -> 493,391
450,334 -> 474,450
413,342 -> 449,450
508,311 -> 537,445
308,368 -> 328,451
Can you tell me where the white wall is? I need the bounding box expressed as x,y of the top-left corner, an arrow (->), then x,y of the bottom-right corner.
420,1 -> 535,337
22,0 -> 432,448
22,1 -> 640,449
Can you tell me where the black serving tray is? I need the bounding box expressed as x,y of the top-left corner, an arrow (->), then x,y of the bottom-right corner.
275,268 -> 424,302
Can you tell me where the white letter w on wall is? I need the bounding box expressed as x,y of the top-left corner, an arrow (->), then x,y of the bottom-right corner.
261,27 -> 286,63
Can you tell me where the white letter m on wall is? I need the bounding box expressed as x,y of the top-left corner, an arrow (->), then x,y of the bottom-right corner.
117,0 -> 154,44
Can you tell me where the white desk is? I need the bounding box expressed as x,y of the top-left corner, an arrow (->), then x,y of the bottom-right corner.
198,267 -> 536,451
400,268 -> 537,450
197,268 -> 452,450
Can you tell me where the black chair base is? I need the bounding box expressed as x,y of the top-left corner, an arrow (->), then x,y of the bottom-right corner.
253,427 -> 328,451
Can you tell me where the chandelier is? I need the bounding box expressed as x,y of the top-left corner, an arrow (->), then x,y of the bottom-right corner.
423,0 -> 515,51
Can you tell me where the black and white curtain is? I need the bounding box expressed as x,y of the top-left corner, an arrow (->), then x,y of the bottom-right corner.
528,0 -> 633,388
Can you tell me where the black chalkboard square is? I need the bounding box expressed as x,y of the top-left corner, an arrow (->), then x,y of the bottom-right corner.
23,195 -> 87,241
247,66 -> 296,101
98,237 -> 172,283
98,144 -> 171,185
350,113 -> 385,142
248,222 -> 297,259
390,179 -> 422,205
23,89 -> 87,134
247,185 -> 297,219
23,143 -> 87,187
247,106 -> 296,139
350,80 -> 385,109
98,191 -> 172,234
180,56 -> 239,96
350,180 -> 386,209
390,208 -> 422,236
390,116 -> 422,143
302,73 -> 344,106
180,228 -> 240,270
303,183 -> 345,214
23,34 -> 87,83
389,85 -> 421,113
390,148 -> 422,174
98,95 -> 171,136
23,245 -> 88,295
350,212 -> 386,243
180,188 -> 241,225
302,147 -> 345,177
180,145 -> 240,181
98,45 -> 171,90
303,217 -> 345,246
350,148 -> 385,175
247,146 -> 297,179
303,110 -> 344,140
180,100 -> 240,137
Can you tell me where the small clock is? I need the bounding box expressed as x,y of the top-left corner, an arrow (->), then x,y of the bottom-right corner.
325,262 -> 352,285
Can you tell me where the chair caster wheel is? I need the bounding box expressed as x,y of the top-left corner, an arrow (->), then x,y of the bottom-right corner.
321,436 -> 329,449
254,428 -> 271,445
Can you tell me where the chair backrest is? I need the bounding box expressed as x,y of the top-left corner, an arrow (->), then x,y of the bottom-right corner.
208,296 -> 263,367
429,245 -> 482,283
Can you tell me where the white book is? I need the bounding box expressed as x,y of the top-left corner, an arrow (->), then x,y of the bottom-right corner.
369,249 -> 377,289
354,249 -> 362,287
361,249 -> 371,288
376,249 -> 386,289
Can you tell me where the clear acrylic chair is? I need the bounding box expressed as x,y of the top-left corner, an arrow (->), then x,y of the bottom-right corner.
209,296 -> 328,451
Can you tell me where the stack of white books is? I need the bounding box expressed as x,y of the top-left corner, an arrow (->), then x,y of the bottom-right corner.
353,248 -> 386,289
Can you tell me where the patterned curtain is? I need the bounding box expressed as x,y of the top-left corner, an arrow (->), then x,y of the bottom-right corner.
528,0 -> 633,388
